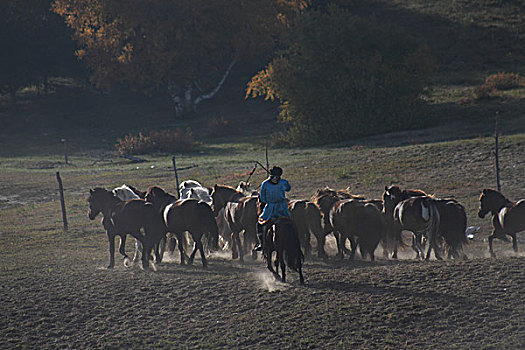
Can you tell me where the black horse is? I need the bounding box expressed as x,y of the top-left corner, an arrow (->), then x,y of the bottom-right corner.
87,188 -> 166,269
263,217 -> 305,284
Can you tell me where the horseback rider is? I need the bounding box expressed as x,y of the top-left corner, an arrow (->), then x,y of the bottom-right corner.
253,166 -> 291,252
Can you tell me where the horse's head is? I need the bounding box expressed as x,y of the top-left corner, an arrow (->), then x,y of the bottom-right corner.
478,188 -> 507,218
210,184 -> 223,217
236,181 -> 256,196
145,186 -> 174,212
210,184 -> 244,217
382,185 -> 402,216
87,188 -> 112,220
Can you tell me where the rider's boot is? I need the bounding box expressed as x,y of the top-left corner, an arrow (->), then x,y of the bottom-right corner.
253,222 -> 265,252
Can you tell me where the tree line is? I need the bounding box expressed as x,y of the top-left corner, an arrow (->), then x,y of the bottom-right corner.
2,0 -> 435,145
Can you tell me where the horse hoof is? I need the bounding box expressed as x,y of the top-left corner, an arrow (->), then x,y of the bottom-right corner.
251,251 -> 257,260
107,265 -> 114,269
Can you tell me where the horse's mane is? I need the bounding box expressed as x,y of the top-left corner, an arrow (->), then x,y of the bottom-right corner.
481,188 -> 512,205
404,189 -> 430,197
126,184 -> 146,199
385,185 -> 431,199
212,184 -> 243,196
91,187 -> 122,204
311,187 -> 364,202
146,186 -> 176,201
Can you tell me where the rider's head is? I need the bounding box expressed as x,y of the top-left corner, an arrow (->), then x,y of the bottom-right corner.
269,166 -> 283,183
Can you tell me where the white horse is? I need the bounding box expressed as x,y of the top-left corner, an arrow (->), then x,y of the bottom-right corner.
179,180 -> 213,206
179,180 -> 231,250
112,184 -> 164,265
112,184 -> 142,201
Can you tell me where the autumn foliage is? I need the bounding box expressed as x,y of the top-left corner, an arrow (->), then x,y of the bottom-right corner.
53,0 -> 305,95
247,7 -> 435,145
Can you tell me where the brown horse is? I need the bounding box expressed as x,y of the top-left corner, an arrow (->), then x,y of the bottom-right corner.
478,188 -> 525,257
210,184 -> 258,261
145,186 -> 219,267
263,217 -> 305,284
382,185 -> 429,258
288,200 -> 324,258
311,187 -> 364,257
435,199 -> 468,259
329,199 -> 384,261
393,196 -> 441,260
87,188 -> 166,270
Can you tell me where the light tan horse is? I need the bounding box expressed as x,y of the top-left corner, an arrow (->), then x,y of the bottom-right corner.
288,200 -> 324,258
478,188 -> 525,257
210,184 -> 258,261
145,186 -> 219,267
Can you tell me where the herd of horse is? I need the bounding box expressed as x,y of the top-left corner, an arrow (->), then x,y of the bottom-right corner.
88,180 -> 525,283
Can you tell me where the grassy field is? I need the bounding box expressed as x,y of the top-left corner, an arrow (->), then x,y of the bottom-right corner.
1,1 -> 525,349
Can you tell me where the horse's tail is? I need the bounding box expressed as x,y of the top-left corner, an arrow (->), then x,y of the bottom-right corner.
284,221 -> 304,272
203,205 -> 220,251
424,199 -> 441,245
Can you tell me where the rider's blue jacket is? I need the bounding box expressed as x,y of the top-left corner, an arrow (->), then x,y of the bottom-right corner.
259,178 -> 291,222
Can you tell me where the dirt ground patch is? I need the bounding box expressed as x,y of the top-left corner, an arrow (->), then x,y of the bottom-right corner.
1,238 -> 524,349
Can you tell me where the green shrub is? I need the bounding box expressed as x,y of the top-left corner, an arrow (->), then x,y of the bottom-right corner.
116,128 -> 195,155
246,6 -> 435,145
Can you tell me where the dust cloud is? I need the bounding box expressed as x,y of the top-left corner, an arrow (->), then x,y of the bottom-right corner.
253,270 -> 288,292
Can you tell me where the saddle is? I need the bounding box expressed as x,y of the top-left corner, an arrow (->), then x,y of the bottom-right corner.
259,216 -> 290,226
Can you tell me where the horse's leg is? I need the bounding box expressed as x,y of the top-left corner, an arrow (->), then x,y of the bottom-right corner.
391,227 -> 401,259
510,233 -> 518,254
141,240 -> 152,270
342,236 -> 353,256
231,231 -> 238,260
348,236 -> 357,260
236,230 -> 244,262
334,231 -> 344,259
168,236 -> 177,254
118,234 -> 131,265
232,229 -> 243,261
175,232 -> 186,265
358,243 -> 367,261
488,230 -> 497,258
279,251 -> 286,283
107,232 -> 116,269
412,233 -> 424,259
156,236 -> 166,263
266,250 -> 275,273
153,241 -> 161,264
132,238 -> 142,264
315,233 -> 327,258
424,236 -> 433,261
298,262 -> 305,285
188,241 -> 198,265
196,239 -> 208,268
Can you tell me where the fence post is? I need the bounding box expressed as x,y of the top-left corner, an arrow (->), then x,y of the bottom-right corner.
61,138 -> 68,164
494,112 -> 501,192
56,171 -> 68,231
172,156 -> 180,199
265,141 -> 269,172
